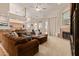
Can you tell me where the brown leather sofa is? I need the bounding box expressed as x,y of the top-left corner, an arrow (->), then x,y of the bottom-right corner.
0,30 -> 39,56
15,29 -> 48,44
32,35 -> 47,44
0,30 -> 17,56
16,39 -> 39,56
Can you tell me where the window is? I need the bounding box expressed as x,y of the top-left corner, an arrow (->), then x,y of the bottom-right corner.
45,21 -> 48,34
26,17 -> 31,29
62,10 -> 70,25
45,21 -> 48,30
0,15 -> 9,29
38,22 -> 42,29
34,23 -> 37,30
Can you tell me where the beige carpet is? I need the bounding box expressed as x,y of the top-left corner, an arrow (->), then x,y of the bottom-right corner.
35,36 -> 72,56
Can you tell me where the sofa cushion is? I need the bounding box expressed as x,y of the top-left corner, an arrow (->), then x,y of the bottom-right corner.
12,32 -> 19,37
15,39 -> 28,46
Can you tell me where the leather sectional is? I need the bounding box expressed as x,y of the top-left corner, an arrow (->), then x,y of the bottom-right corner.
0,29 -> 47,56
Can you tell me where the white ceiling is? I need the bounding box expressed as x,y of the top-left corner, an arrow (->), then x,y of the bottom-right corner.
18,3 -> 70,19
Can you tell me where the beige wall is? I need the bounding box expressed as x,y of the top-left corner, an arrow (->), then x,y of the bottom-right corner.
0,3 -> 9,15
0,4 -> 9,29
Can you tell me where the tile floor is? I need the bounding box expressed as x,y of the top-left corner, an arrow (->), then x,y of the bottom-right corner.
35,36 -> 72,56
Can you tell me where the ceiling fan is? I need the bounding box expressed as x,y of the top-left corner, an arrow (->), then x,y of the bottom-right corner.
35,4 -> 47,11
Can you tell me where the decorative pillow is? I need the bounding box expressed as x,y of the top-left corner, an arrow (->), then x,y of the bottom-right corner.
4,32 -> 18,40
11,32 -> 18,37
15,30 -> 27,36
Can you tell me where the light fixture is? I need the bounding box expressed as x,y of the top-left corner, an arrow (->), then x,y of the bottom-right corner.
35,4 -> 41,11
27,17 -> 30,21
45,32 -> 47,34
34,23 -> 37,26
36,8 -> 41,11
26,17 -> 31,22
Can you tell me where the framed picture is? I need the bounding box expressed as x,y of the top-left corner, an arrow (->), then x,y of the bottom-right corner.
0,15 -> 9,29
62,10 -> 70,25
